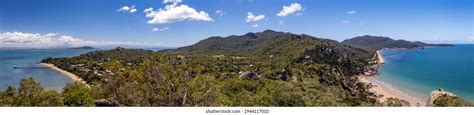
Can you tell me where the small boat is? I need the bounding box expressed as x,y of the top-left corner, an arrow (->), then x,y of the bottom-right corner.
13,66 -> 19,69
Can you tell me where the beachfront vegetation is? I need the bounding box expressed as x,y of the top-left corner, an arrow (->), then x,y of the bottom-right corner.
433,95 -> 472,107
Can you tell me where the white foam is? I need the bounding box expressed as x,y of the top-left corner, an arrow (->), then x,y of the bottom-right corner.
369,77 -> 426,103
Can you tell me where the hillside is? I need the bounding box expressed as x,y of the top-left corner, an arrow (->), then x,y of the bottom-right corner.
176,30 -> 371,57
10,30 -> 401,106
341,35 -> 454,51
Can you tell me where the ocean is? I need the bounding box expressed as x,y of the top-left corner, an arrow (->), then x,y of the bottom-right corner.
376,44 -> 474,103
0,49 -> 94,91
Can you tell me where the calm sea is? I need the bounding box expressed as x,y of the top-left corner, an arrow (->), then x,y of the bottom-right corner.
0,49 -> 94,91
376,44 -> 474,103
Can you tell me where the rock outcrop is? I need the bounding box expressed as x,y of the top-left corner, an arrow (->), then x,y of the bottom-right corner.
239,71 -> 261,80
426,88 -> 456,106
95,98 -> 121,106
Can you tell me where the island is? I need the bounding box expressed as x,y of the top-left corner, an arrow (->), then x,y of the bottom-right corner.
341,35 -> 454,51
66,46 -> 95,50
0,30 -> 470,107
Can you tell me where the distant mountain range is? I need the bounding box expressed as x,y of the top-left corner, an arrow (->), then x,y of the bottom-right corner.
341,35 -> 454,51
66,46 -> 95,50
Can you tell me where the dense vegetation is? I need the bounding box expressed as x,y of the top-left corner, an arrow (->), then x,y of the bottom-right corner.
341,35 -> 454,51
433,95 -> 472,107
0,77 -> 93,106
382,97 -> 411,107
2,30 -> 418,106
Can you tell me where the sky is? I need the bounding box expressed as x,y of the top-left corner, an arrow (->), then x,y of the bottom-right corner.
0,0 -> 473,48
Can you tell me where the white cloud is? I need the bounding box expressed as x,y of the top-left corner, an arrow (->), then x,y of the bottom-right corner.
118,5 -> 137,13
216,10 -> 226,16
277,3 -> 303,17
144,7 -> 153,13
346,10 -> 357,15
145,4 -> 213,24
252,24 -> 259,28
129,8 -> 137,13
152,27 -> 169,31
163,0 -> 182,4
0,32 -> 159,48
245,12 -> 265,22
341,20 -> 351,24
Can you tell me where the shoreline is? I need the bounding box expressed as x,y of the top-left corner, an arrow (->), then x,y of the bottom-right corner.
376,50 -> 385,65
359,75 -> 424,106
360,50 -> 424,106
39,63 -> 87,85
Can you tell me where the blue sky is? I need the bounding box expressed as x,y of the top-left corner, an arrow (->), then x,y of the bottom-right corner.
0,0 -> 472,48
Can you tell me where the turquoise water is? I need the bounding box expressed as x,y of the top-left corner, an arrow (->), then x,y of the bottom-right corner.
376,45 -> 474,103
0,49 -> 94,91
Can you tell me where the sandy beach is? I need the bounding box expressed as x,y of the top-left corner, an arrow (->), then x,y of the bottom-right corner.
359,76 -> 424,106
376,50 -> 385,65
39,63 -> 87,85
360,50 -> 425,106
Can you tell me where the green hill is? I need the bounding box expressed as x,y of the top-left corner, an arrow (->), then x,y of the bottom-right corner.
341,35 -> 453,51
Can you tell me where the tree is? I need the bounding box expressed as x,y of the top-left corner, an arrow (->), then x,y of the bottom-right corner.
17,77 -> 44,106
433,95 -> 472,107
62,82 -> 95,106
1,78 -> 65,106
382,97 -> 410,107
39,90 -> 64,106
0,86 -> 18,106
188,74 -> 225,106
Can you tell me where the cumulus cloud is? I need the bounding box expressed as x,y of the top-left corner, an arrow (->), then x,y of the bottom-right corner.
245,12 -> 265,22
346,10 -> 357,15
152,27 -> 169,31
215,10 -> 226,16
277,3 -> 303,17
0,32 -> 158,48
341,20 -> 351,24
118,5 -> 137,13
144,4 -> 213,24
163,0 -> 182,4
